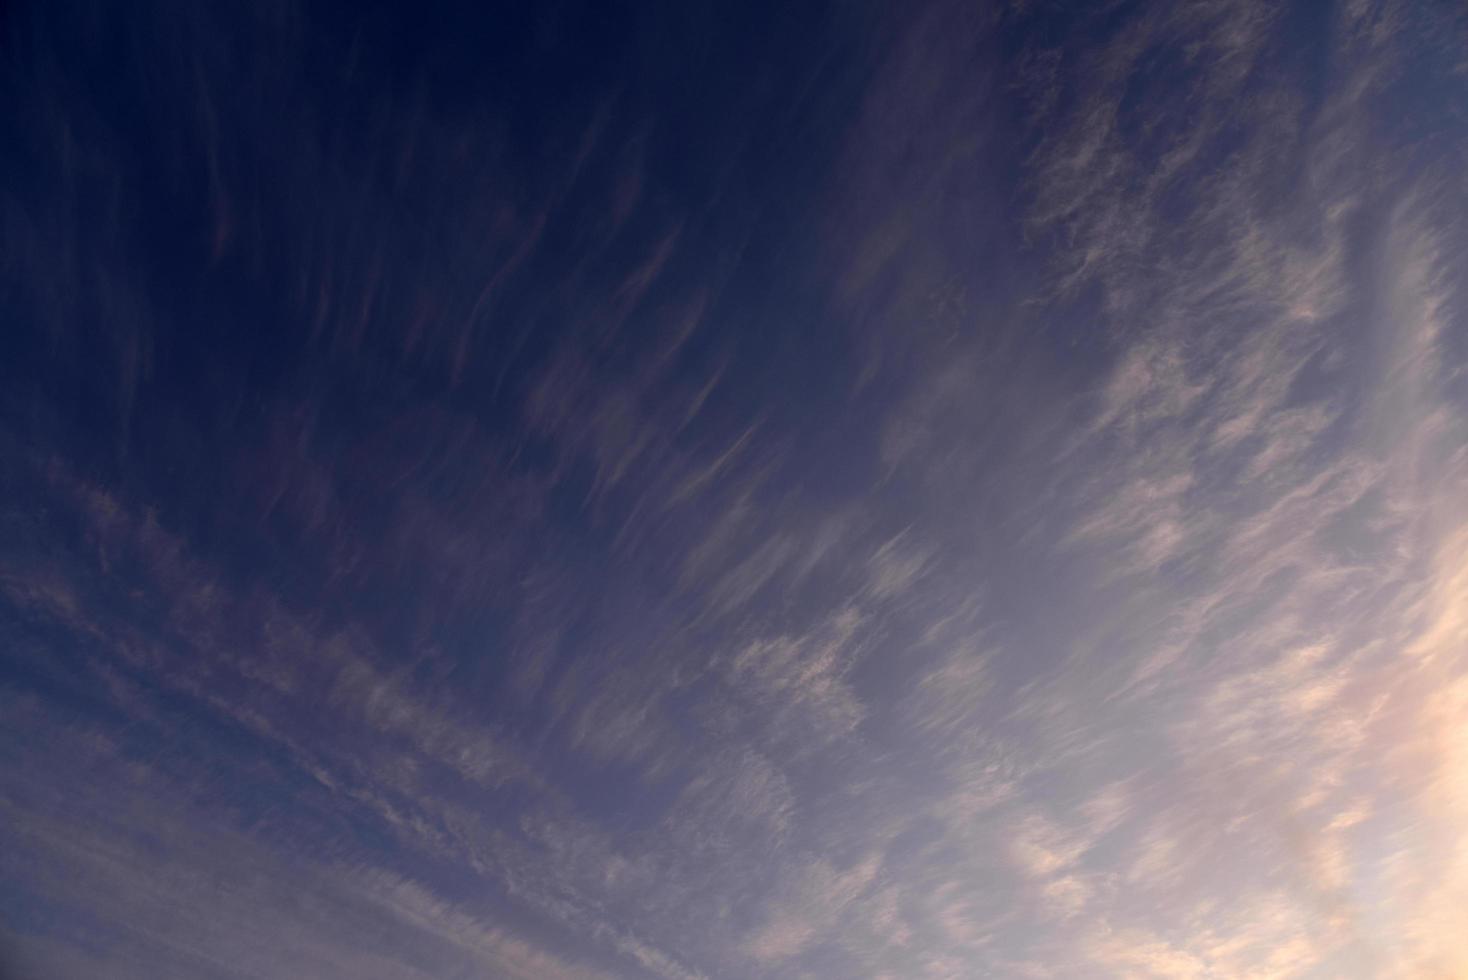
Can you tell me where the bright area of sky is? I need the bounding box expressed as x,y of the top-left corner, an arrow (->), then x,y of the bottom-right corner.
3,1 -> 1468,977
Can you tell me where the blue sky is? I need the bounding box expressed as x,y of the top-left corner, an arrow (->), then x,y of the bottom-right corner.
3,1 -> 1468,977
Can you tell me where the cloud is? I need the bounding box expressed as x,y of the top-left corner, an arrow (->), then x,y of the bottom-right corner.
667,747 -> 796,851
864,530 -> 935,602
727,605 -> 869,745
742,851 -> 884,963
0,705 -> 612,980
4,1 -> 1466,978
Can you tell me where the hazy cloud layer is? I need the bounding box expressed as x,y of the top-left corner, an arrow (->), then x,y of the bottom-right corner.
3,0 -> 1467,977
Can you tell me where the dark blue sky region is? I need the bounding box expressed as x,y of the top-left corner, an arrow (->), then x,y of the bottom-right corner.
3,1 -> 1468,978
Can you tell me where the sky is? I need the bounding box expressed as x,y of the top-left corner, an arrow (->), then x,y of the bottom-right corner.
2,1 -> 1468,978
